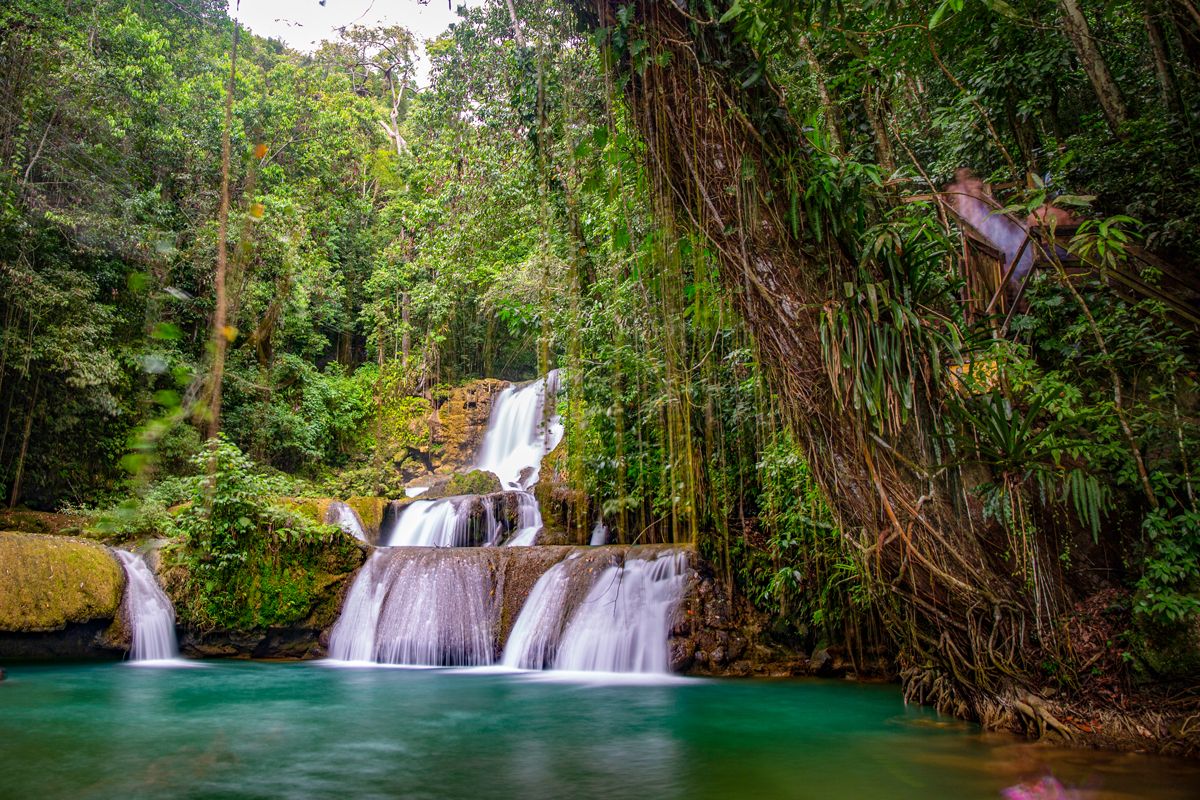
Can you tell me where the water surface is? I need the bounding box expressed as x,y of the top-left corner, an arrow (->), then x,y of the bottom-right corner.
0,662 -> 1196,799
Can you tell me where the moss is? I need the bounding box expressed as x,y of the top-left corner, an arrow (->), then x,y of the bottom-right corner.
0,531 -> 124,632
160,525 -> 365,633
423,470 -> 503,500
345,496 -> 388,537
278,497 -> 334,525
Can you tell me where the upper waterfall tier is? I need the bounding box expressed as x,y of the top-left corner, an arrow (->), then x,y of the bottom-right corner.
474,370 -> 563,491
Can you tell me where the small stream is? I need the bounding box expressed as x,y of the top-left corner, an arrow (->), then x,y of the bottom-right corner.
1,662 -> 1196,799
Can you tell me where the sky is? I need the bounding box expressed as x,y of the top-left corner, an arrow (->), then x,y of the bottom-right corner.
227,0 -> 484,85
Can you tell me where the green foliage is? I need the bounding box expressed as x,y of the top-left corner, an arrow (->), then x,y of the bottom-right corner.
749,431 -> 847,636
163,437 -> 361,630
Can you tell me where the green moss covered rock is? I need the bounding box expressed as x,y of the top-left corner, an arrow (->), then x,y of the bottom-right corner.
0,531 -> 124,632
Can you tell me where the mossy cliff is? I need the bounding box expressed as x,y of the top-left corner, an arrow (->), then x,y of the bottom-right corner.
0,531 -> 126,658
158,529 -> 366,659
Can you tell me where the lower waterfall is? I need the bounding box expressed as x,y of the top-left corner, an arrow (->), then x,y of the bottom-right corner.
116,550 -> 179,662
328,547 -> 691,672
553,551 -> 688,673
500,556 -> 578,669
327,549 -> 496,666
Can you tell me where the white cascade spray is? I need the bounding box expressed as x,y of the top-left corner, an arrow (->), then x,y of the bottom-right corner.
475,370 -> 563,490
480,496 -> 502,546
504,491 -> 544,546
326,501 -> 368,542
553,551 -> 688,673
382,499 -> 472,547
589,519 -> 608,546
116,550 -> 179,662
500,556 -> 578,669
328,549 -> 496,665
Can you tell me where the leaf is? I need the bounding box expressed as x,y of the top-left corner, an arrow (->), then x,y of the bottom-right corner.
981,0 -> 1022,21
719,0 -> 744,24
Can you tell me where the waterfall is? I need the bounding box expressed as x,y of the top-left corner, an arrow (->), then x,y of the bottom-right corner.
328,549 -> 496,666
589,519 -> 608,546
503,491 -> 543,546
480,496 -> 502,546
500,557 -> 577,669
475,370 -> 563,490
381,499 -> 472,547
326,501 -> 367,542
554,551 -> 688,673
404,486 -> 430,498
116,550 -> 179,662
500,549 -> 689,674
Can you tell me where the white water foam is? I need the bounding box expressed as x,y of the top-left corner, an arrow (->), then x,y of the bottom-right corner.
116,550 -> 180,662
327,550 -> 496,666
382,499 -> 470,547
327,501 -> 368,542
501,551 -> 689,674
475,370 -> 563,490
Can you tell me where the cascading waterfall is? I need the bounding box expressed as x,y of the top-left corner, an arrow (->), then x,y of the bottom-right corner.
116,550 -> 179,662
589,520 -> 608,546
480,496 -> 502,546
329,369 -> 700,672
328,549 -> 496,666
501,550 -> 689,674
553,551 -> 687,673
475,370 -> 563,490
326,501 -> 368,542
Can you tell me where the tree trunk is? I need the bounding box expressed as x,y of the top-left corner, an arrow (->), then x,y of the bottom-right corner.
798,36 -> 844,154
1172,0 -> 1200,74
570,0 -> 1056,729
1144,1 -> 1183,114
208,21 -> 240,440
1058,0 -> 1128,134
8,377 -> 38,508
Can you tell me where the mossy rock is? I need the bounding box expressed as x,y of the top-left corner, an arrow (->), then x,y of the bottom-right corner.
0,531 -> 124,632
423,470 -> 503,500
277,497 -> 335,525
345,496 -> 388,537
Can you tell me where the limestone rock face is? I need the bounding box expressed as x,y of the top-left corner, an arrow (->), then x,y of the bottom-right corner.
0,531 -> 123,633
432,378 -> 507,471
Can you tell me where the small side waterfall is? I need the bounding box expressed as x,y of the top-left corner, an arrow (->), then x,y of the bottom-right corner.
116,550 -> 179,662
328,549 -> 496,666
475,370 -> 563,490
501,550 -> 689,674
504,491 -> 544,546
589,520 -> 608,546
326,501 -> 368,542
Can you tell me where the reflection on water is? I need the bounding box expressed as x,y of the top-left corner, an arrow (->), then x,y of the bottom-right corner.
0,663 -> 1196,800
